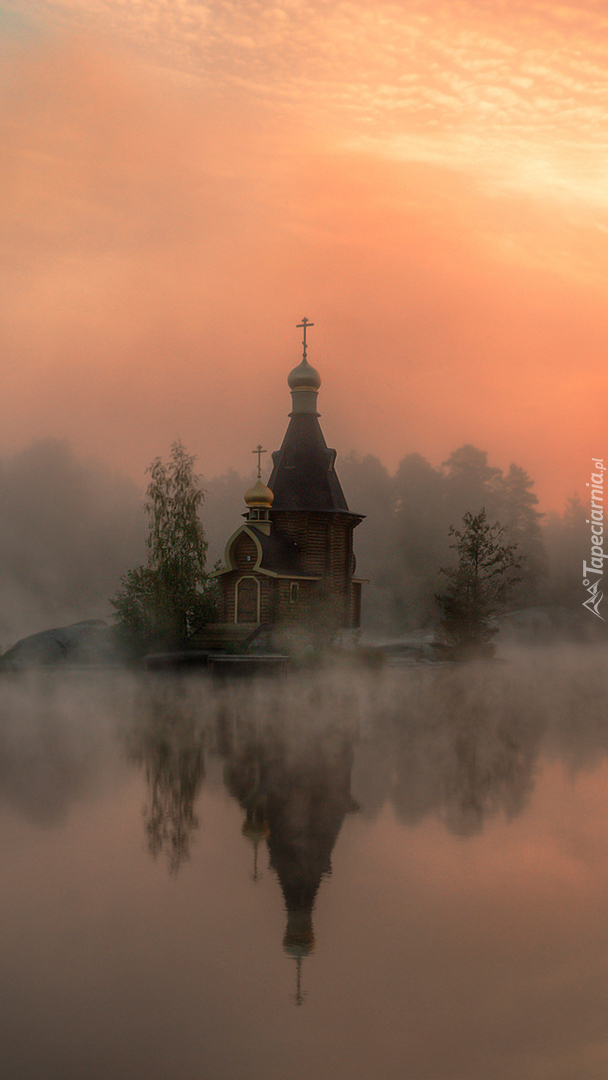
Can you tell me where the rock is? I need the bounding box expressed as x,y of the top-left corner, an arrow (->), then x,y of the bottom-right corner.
0,620 -> 118,670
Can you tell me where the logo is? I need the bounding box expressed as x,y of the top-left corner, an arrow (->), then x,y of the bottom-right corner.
582,458 -> 605,621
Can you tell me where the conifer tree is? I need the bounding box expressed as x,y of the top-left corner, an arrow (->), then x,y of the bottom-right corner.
499,463 -> 546,600
435,509 -> 522,656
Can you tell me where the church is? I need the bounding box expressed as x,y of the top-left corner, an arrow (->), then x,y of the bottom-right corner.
213,320 -> 364,639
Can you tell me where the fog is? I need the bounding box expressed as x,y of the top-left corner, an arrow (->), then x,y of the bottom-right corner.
0,441 -> 144,649
3,649 -> 608,1079
0,441 -> 256,648
3,645 -> 607,841
0,439 -> 595,651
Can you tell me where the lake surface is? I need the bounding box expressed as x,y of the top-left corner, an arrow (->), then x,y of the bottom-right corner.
2,646 -> 608,1080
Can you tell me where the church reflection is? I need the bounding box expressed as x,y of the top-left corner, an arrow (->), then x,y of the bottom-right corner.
222,710 -> 358,1003
127,668 -> 551,1000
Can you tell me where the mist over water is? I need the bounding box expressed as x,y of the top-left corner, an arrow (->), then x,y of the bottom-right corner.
4,645 -> 606,833
0,439 -> 595,649
3,648 -> 608,1079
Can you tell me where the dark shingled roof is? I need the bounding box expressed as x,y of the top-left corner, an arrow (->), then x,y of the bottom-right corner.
267,413 -> 351,513
249,526 -> 318,578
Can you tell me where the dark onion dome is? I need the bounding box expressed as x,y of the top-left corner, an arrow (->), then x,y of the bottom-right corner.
287,358 -> 321,391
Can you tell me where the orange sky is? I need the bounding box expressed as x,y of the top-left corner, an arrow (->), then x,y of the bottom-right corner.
3,1 -> 608,508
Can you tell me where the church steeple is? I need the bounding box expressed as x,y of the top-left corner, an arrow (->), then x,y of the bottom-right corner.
287,318 -> 322,415
268,321 -> 353,514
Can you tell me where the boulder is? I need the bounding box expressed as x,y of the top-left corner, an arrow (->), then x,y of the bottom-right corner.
0,620 -> 118,670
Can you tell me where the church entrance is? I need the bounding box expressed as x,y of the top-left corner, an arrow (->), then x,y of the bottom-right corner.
236,577 -> 260,623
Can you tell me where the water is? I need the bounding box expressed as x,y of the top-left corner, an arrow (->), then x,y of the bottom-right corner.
2,648 -> 608,1080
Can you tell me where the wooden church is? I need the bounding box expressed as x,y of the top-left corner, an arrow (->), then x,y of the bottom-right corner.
214,320 -> 364,638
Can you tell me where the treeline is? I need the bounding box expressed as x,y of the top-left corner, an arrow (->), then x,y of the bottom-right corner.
0,439 -> 588,647
201,443 -> 587,634
337,445 -> 587,634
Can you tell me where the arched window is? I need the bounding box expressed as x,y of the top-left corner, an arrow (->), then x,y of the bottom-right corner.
236,576 -> 260,623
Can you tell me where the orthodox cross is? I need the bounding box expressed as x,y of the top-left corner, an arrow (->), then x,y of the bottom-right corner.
297,317 -> 314,363
294,955 -> 305,1007
252,444 -> 266,479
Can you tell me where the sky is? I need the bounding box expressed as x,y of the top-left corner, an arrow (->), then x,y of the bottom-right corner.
3,1 -> 608,509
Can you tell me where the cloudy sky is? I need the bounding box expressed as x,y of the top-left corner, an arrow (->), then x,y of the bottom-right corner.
3,0 -> 608,507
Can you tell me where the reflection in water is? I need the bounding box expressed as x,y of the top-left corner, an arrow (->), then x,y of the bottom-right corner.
358,666 -> 547,836
4,650 -> 608,1076
222,708 -> 358,1002
127,682 -> 206,873
124,658 -> 561,1000
0,671 -> 125,823
126,679 -> 361,1000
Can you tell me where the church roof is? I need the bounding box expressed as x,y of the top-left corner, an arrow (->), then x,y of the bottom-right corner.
251,525 -> 318,578
268,413 -> 355,514
215,522 -> 319,579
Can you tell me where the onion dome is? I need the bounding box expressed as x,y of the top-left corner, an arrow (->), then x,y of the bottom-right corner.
244,478 -> 274,509
282,909 -> 316,958
242,820 -> 269,844
287,359 -> 321,392
242,806 -> 270,844
288,316 -> 321,415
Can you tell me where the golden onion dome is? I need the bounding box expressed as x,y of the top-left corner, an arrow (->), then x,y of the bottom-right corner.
244,478 -> 274,508
242,819 -> 270,843
287,359 -> 321,391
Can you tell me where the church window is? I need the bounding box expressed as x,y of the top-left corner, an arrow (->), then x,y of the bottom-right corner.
290,582 -> 299,604
236,576 -> 259,623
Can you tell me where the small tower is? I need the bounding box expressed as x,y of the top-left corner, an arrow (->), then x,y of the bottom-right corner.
243,447 -> 274,535
214,321 -> 365,635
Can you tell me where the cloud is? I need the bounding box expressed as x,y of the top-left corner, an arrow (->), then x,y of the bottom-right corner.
2,10 -> 608,511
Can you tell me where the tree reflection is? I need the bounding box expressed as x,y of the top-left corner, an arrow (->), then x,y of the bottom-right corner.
127,681 -> 205,873
122,655 -> 608,1001
356,665 -> 547,836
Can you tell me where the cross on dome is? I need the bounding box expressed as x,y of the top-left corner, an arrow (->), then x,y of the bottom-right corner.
252,444 -> 267,479
296,317 -> 314,363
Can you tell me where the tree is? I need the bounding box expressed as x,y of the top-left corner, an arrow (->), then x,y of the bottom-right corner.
543,494 -> 588,607
442,445 -> 502,522
111,442 -> 217,654
435,509 -> 522,656
498,463 -> 546,601
339,451 -> 397,631
390,453 -> 449,627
